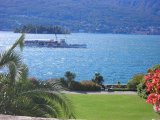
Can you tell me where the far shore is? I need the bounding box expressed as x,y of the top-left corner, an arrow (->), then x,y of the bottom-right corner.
1,30 -> 160,36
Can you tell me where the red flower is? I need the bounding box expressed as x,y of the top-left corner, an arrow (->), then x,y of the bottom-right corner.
145,82 -> 153,92
146,93 -> 157,105
145,74 -> 151,81
145,69 -> 160,111
155,69 -> 160,73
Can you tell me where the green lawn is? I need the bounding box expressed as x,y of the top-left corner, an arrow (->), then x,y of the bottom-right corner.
68,94 -> 160,120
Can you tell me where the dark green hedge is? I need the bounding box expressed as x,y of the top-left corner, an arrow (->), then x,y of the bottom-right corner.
70,80 -> 101,91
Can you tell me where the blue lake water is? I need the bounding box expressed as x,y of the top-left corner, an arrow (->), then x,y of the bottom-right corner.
0,31 -> 160,84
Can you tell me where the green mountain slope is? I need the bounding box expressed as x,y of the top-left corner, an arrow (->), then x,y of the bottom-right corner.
0,0 -> 160,34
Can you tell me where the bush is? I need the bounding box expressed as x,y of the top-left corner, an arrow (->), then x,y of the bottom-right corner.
137,65 -> 160,99
69,81 -> 82,91
151,64 -> 160,71
70,80 -> 101,91
59,77 -> 68,89
137,83 -> 148,99
145,68 -> 160,111
28,77 -> 40,86
127,74 -> 144,90
80,81 -> 101,91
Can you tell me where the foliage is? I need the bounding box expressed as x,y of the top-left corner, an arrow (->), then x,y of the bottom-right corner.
137,83 -> 148,99
127,74 -> 144,90
1,0 -> 160,34
92,73 -> 104,86
145,69 -> 160,111
14,24 -> 70,34
0,35 -> 75,118
117,81 -> 121,88
151,64 -> 160,71
64,71 -> 76,88
59,77 -> 68,90
137,65 -> 160,99
60,76 -> 101,91
80,80 -> 101,91
70,80 -> 101,91
68,81 -> 81,91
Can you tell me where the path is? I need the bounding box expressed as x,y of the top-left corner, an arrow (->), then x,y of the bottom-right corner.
63,91 -> 137,95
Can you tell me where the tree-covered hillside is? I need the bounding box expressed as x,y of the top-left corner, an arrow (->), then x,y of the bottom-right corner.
0,0 -> 160,34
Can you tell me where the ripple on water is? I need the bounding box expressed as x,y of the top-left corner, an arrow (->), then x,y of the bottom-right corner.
0,32 -> 160,84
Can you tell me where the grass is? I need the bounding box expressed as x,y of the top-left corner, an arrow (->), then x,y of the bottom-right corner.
68,94 -> 160,120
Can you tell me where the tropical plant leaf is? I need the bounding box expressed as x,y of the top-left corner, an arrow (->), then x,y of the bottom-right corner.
8,33 -> 25,52
0,34 -> 75,119
0,51 -> 22,68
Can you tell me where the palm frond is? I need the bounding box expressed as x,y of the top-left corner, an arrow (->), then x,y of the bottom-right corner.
8,61 -> 17,87
0,51 -> 27,84
16,64 -> 28,82
21,89 -> 75,118
0,33 -> 76,119
0,33 -> 25,69
41,80 -> 64,91
16,91 -> 62,117
0,51 -> 22,68
8,33 -> 25,52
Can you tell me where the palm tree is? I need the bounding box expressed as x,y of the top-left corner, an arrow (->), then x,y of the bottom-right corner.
0,34 -> 75,119
92,73 -> 104,86
65,71 -> 76,88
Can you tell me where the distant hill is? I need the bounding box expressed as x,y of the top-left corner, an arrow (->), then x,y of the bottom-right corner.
0,0 -> 160,34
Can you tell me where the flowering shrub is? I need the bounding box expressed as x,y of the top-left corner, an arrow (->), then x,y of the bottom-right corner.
145,69 -> 160,111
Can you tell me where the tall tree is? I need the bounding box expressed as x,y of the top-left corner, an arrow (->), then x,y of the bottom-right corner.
92,73 -> 104,86
65,71 -> 76,88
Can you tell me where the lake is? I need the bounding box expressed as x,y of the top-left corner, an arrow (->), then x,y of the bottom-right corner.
0,31 -> 160,84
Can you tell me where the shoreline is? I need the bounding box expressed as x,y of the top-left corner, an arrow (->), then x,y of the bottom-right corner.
1,30 -> 160,36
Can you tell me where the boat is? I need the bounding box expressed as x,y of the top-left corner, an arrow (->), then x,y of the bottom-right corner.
24,39 -> 87,48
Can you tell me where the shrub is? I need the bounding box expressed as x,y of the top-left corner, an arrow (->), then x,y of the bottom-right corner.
137,83 -> 148,99
80,81 -> 101,91
145,69 -> 160,111
151,64 -> 160,71
137,65 -> 160,99
69,81 -> 82,91
70,80 -> 101,91
28,77 -> 40,86
127,74 -> 144,90
59,77 -> 68,89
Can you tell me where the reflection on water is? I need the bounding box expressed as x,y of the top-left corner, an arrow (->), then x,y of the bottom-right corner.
0,31 -> 160,84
